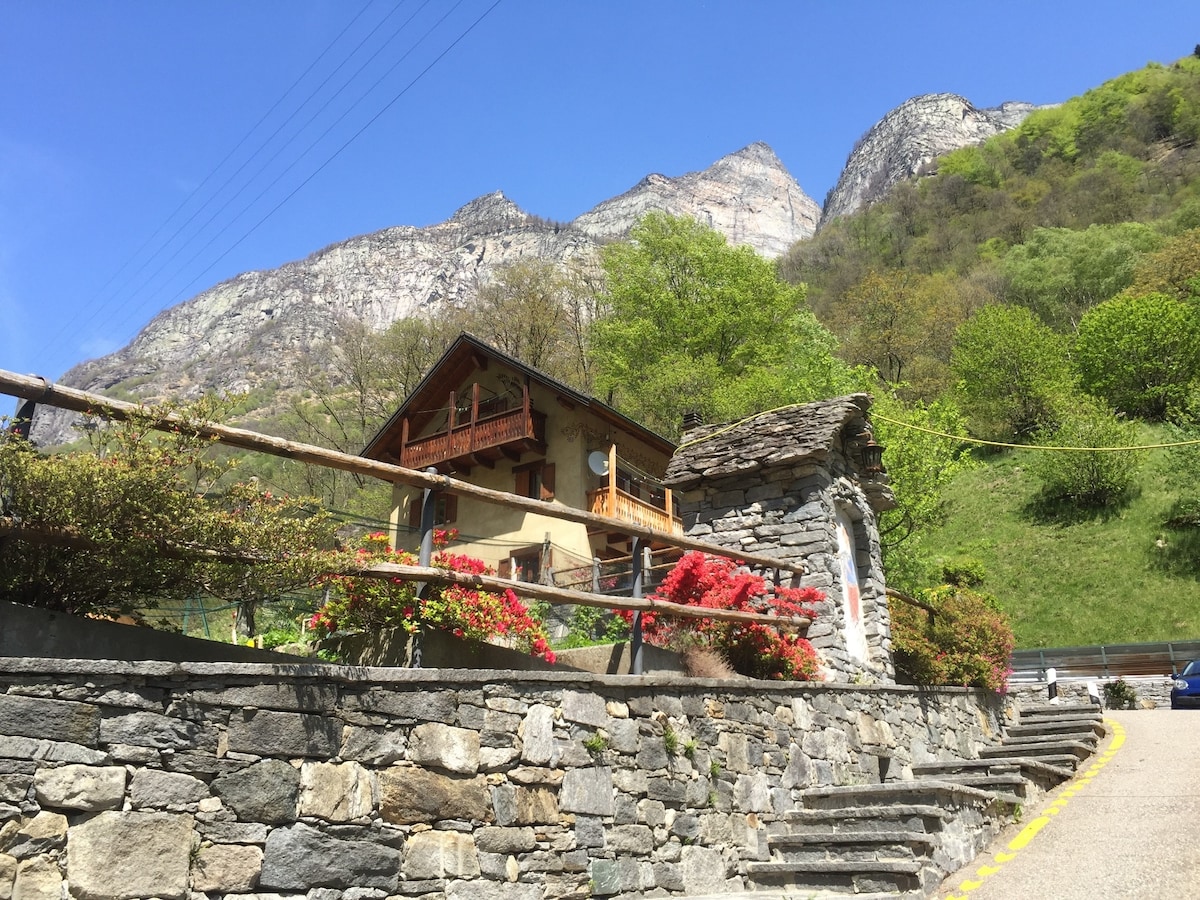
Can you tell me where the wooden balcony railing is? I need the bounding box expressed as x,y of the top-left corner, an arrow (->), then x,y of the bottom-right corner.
401,406 -> 546,470
587,486 -> 682,535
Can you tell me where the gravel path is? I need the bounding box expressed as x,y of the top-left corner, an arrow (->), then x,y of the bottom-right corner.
934,708 -> 1200,899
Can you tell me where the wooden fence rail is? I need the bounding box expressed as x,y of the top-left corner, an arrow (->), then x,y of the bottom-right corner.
0,370 -> 813,651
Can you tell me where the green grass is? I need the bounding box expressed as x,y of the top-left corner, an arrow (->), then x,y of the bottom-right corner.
920,425 -> 1200,648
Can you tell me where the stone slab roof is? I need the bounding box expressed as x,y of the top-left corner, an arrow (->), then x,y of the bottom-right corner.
664,394 -> 873,490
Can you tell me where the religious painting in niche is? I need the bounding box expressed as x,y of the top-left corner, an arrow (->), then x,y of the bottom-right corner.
835,507 -> 870,663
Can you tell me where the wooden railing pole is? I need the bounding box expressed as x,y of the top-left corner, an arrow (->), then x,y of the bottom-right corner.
412,467 -> 440,669
630,536 -> 646,675
607,443 -> 618,520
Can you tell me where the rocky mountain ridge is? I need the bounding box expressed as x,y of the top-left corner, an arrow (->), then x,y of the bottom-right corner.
34,94 -> 1039,444
820,94 -> 1046,226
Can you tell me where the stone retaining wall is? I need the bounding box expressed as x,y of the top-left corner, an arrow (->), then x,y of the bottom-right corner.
0,658 -> 1005,900
1012,675 -> 1173,709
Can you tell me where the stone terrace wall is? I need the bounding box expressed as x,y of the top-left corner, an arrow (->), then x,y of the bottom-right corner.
0,659 -> 1005,900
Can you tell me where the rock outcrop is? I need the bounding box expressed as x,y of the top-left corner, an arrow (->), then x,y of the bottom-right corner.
820,94 -> 1044,226
33,145 -> 818,445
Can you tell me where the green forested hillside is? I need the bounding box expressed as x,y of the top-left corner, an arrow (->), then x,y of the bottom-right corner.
780,52 -> 1200,647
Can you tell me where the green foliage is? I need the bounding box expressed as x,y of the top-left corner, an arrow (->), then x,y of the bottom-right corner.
951,305 -> 1075,439
662,724 -> 680,756
583,732 -> 609,757
0,403 -> 339,629
1074,292 -> 1200,419
871,394 -> 973,592
890,581 -> 1016,692
1000,224 -> 1161,329
1103,677 -> 1139,710
592,212 -> 857,438
311,532 -> 556,661
559,605 -> 630,649
1030,396 -> 1146,509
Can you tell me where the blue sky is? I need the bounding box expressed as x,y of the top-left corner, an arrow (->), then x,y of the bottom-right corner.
3,1 -> 1199,386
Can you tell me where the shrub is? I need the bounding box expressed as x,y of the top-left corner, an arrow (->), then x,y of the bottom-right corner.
1030,396 -> 1145,508
891,581 -> 1015,693
620,552 -> 823,681
1103,677 -> 1138,710
311,531 -> 555,662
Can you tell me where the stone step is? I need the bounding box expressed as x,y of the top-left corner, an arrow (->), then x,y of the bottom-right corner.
1019,703 -> 1103,721
676,892 -> 920,900
769,829 -> 937,849
746,859 -> 924,895
1007,719 -> 1106,739
782,803 -> 950,835
799,780 -> 1005,812
913,756 -> 1075,784
1004,730 -> 1101,750
918,771 -> 1029,796
979,739 -> 1094,761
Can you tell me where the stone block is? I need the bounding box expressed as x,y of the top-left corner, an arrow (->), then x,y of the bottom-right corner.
345,690 -> 456,723
129,769 -> 209,809
0,854 -> 13,900
211,759 -> 299,825
191,683 -> 337,713
446,880 -> 540,900
408,723 -> 480,775
679,845 -> 726,895
733,773 -> 772,812
589,859 -> 620,896
606,824 -> 653,855
474,826 -> 536,854
402,831 -> 479,879
12,854 -> 61,900
33,764 -> 125,812
558,767 -> 612,816
0,695 -> 98,746
510,787 -> 558,825
298,762 -> 374,822
518,704 -> 555,765
0,779 -> 28,806
340,726 -> 405,766
192,843 -> 263,893
227,709 -> 339,758
561,691 -> 606,727
196,821 -> 269,844
260,823 -> 399,892
378,767 -> 490,825
99,711 -> 216,751
66,811 -> 193,900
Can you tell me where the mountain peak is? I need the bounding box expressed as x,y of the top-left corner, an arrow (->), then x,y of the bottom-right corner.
447,191 -> 530,229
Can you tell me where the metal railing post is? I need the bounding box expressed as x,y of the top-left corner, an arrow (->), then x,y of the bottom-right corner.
412,466 -> 439,669
592,558 -> 601,594
630,536 -> 646,675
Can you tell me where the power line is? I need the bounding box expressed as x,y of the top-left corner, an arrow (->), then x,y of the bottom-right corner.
38,1 -> 390,360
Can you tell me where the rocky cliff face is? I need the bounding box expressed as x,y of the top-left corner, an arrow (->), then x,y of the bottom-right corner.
33,144 -> 818,445
820,94 -> 1044,227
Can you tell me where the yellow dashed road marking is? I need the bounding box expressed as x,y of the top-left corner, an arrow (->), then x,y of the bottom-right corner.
941,718 -> 1126,897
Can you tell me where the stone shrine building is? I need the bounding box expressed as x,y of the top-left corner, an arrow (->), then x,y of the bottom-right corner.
664,394 -> 897,682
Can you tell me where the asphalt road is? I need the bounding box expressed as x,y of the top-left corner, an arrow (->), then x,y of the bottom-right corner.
935,709 -> 1200,900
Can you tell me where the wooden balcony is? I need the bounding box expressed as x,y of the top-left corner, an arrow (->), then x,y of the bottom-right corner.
587,486 -> 682,535
399,384 -> 546,472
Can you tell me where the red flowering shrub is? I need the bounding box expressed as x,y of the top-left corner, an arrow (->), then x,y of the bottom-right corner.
310,531 -> 555,663
890,582 -> 1015,693
621,552 -> 823,681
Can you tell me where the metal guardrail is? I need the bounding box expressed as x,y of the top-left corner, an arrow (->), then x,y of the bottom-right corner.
1011,640 -> 1200,679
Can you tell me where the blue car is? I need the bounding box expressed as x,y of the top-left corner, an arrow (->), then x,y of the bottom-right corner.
1171,660 -> 1200,709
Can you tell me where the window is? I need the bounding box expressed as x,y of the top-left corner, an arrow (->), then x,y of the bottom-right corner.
500,548 -> 544,584
514,460 -> 555,501
407,493 -> 457,528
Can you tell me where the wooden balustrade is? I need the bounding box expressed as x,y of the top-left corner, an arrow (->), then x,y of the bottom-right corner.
587,486 -> 682,534
401,406 -> 546,470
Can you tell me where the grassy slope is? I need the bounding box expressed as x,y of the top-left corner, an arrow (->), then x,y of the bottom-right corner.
920,426 -> 1200,648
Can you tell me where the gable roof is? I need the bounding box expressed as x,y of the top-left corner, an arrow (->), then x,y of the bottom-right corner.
361,332 -> 676,462
664,394 -> 876,490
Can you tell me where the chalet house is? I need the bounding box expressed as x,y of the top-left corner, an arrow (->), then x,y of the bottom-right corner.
362,334 -> 681,585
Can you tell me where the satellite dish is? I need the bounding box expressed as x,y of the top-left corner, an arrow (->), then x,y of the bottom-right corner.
587,451 -> 610,476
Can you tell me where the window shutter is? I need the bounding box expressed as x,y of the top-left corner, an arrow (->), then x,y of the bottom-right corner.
514,470 -> 531,497
443,494 -> 458,524
498,558 -> 512,578
408,498 -> 421,528
539,463 -> 556,501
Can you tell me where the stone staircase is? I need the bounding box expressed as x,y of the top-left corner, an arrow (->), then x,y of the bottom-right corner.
736,702 -> 1106,899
